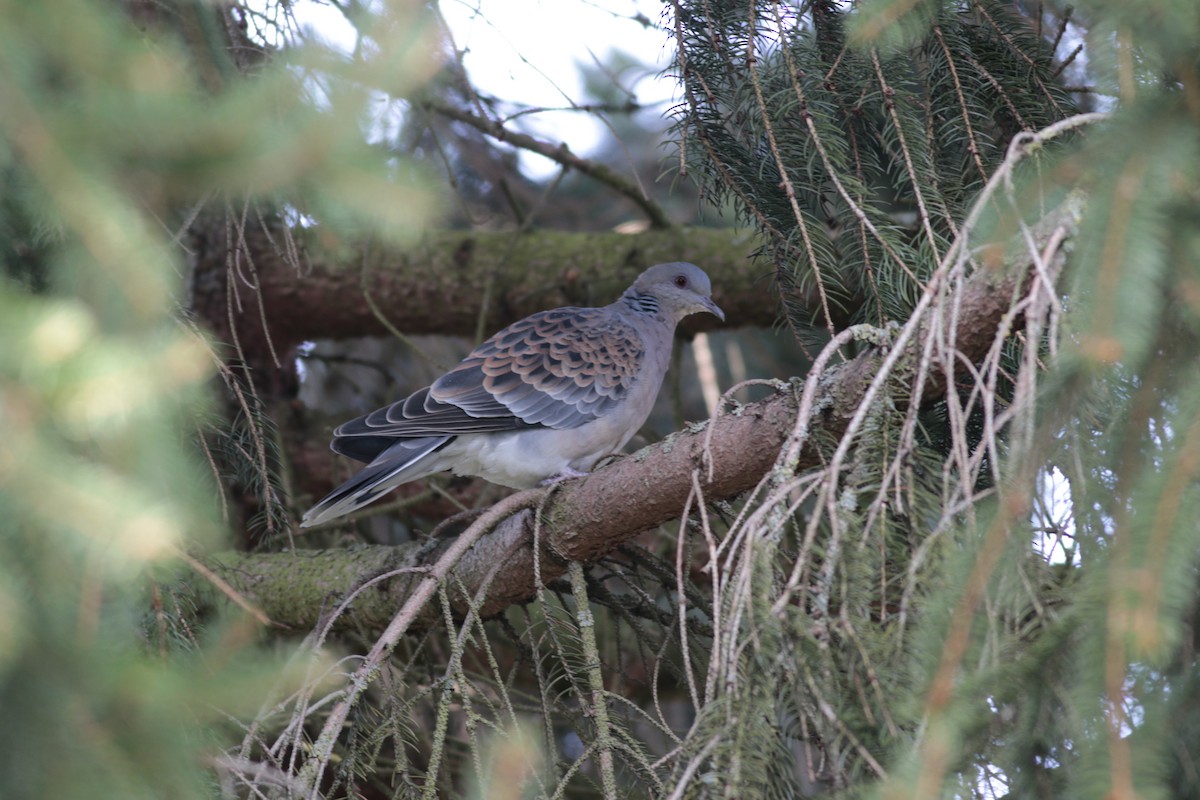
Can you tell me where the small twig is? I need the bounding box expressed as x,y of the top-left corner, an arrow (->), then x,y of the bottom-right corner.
422,96 -> 672,229
567,560 -> 618,800
770,5 -> 918,286
664,735 -> 722,800
674,482 -> 703,711
932,25 -> 989,184
175,547 -> 274,627
359,238 -> 445,371
1050,6 -> 1074,55
871,49 -> 946,263
745,5 -> 837,339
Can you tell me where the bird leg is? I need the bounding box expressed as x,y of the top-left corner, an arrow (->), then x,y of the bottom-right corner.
539,467 -> 590,486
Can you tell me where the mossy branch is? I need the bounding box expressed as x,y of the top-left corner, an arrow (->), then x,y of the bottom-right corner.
188,223 -> 781,356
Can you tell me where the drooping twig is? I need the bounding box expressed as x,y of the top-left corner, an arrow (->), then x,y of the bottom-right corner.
568,560 -> 619,800
297,487 -> 548,797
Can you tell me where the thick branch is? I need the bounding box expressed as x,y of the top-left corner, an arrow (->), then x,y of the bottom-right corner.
209,234 -> 1036,632
189,224 -> 782,355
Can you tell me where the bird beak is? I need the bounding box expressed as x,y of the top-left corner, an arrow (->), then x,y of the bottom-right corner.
702,296 -> 725,322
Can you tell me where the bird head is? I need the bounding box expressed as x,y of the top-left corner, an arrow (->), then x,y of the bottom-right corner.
631,262 -> 725,323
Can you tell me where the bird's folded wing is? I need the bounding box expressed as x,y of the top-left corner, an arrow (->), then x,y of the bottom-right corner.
332,306 -> 645,449
436,307 -> 644,427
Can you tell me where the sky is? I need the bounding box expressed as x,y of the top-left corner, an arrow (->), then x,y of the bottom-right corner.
293,0 -> 678,176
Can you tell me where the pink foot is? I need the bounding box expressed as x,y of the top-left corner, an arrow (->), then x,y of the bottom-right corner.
539,467 -> 590,486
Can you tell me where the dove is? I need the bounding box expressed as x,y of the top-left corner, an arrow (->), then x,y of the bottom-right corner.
299,262 -> 724,527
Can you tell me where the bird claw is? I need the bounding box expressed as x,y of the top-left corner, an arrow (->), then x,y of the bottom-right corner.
539,468 -> 590,486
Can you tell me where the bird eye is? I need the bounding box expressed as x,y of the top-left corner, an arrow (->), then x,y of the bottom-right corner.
674,275 -> 688,288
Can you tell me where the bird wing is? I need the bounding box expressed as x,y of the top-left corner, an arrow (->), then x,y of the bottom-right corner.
330,306 -> 645,462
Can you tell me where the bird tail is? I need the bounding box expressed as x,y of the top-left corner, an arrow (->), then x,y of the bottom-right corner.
299,436 -> 451,528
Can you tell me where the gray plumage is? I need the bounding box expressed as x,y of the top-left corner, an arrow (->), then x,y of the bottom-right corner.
300,262 -> 724,527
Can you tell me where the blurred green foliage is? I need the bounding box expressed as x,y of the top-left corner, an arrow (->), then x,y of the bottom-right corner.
0,0 -> 435,795
4,0 -> 1200,796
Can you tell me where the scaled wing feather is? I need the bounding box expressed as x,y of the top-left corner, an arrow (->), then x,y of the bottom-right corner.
433,307 -> 644,427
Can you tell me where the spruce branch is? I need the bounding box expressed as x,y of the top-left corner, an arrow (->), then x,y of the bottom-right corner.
746,2 -> 838,339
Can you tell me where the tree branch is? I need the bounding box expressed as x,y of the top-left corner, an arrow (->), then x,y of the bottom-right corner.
422,96 -> 673,229
189,224 -> 787,357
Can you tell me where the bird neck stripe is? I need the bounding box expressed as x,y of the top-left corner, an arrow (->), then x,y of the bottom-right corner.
624,291 -> 659,315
